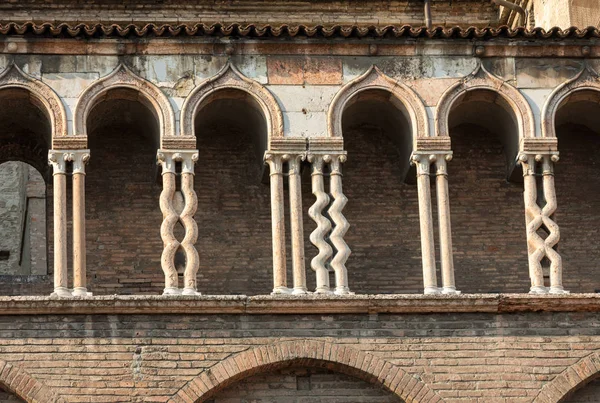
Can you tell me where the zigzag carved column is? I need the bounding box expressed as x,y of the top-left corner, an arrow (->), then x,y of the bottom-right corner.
308,138 -> 351,295
157,150 -> 200,296
518,138 -> 567,294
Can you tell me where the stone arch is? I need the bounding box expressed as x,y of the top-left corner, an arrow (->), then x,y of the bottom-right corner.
435,63 -> 535,140
534,351 -> 600,403
0,360 -> 64,403
542,63 -> 600,139
74,64 -> 176,146
173,340 -> 444,403
0,63 -> 68,144
328,65 -> 429,147
180,62 -> 284,146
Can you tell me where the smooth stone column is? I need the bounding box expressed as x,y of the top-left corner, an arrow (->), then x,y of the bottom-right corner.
265,152 -> 291,294
48,151 -> 71,297
435,154 -> 459,295
72,150 -> 91,296
288,154 -> 307,295
412,153 -> 440,295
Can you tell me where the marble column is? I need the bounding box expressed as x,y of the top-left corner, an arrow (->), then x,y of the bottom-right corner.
288,153 -> 307,295
71,150 -> 90,296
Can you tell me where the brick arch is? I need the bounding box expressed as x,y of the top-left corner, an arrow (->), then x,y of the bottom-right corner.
0,360 -> 64,403
327,65 -> 429,148
435,63 -> 535,139
74,63 -> 176,148
534,351 -> 600,403
173,340 -> 444,403
180,62 -> 284,147
0,63 -> 68,144
541,63 -> 600,139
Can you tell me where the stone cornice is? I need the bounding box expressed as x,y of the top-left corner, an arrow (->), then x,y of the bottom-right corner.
0,294 -> 597,315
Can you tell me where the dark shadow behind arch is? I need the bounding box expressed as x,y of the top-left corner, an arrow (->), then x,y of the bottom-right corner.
553,89 -> 600,293
85,88 -> 163,295
330,88 -> 423,293
193,88 -> 272,295
447,88 -> 528,293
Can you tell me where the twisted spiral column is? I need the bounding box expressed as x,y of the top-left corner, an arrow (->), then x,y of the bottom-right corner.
48,151 -> 71,297
264,152 -> 290,294
411,153 -> 440,295
519,153 -> 567,294
180,152 -> 200,295
307,154 -> 333,294
288,153 -> 308,295
326,154 -> 351,295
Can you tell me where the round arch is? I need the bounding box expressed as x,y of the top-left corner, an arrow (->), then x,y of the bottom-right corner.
328,65 -> 429,147
0,360 -> 64,403
435,64 -> 535,139
534,351 -> 600,403
180,63 -> 284,146
0,63 -> 68,141
73,64 -> 176,144
174,340 -> 444,403
541,64 -> 600,139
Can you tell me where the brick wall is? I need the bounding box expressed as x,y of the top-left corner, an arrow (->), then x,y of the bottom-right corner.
0,310 -> 597,402
564,378 -> 600,403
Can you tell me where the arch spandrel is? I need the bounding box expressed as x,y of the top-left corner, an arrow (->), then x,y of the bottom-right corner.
74,63 -> 176,147
0,359 -> 65,403
180,62 -> 284,147
542,63 -> 600,139
435,63 -> 536,140
0,63 -> 68,143
174,340 -> 444,403
328,66 -> 429,149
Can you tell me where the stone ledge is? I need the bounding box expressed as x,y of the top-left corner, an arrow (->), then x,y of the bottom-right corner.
0,294 -> 597,315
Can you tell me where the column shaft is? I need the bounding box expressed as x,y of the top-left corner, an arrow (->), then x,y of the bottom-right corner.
435,157 -> 458,294
53,172 -> 69,296
308,155 -> 332,293
72,173 -> 86,295
328,155 -> 351,295
288,155 -> 307,294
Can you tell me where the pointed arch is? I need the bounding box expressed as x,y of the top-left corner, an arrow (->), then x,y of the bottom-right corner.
328,65 -> 429,148
74,64 -> 176,146
180,62 -> 284,146
435,63 -> 535,139
534,351 -> 600,403
542,63 -> 600,139
173,340 -> 444,403
0,63 -> 68,143
0,360 -> 65,403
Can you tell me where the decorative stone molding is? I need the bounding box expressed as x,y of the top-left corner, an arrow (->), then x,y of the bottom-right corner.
0,63 -> 68,141
74,64 -> 176,146
435,63 -> 536,139
533,351 -> 600,403
174,340 -> 445,403
181,62 -> 284,145
519,152 -> 567,295
0,359 -> 66,403
156,150 -> 200,296
328,65 -> 429,143
541,62 -> 600,139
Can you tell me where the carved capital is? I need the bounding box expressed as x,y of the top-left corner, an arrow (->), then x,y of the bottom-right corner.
287,153 -> 306,176
264,152 -> 286,175
157,149 -> 198,175
517,152 -> 559,177
307,154 -> 325,175
71,150 -> 91,175
323,153 -> 347,176
48,150 -> 69,175
411,152 -> 438,176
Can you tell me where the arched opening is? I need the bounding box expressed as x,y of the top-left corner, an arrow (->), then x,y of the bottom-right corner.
447,89 -> 528,293
86,88 -> 163,295
553,89 -> 600,293
193,88 -> 271,294
562,375 -> 600,403
0,385 -> 25,403
338,88 -> 422,293
206,366 -> 403,403
0,88 -> 52,296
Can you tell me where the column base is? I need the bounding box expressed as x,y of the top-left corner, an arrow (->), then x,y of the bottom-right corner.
334,287 -> 353,295
441,287 -> 461,295
271,287 -> 293,295
424,286 -> 442,295
182,288 -> 202,296
72,287 -> 92,297
163,287 -> 182,296
314,288 -> 334,295
529,286 -> 549,294
292,287 -> 308,295
549,286 -> 570,295
51,287 -> 72,297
